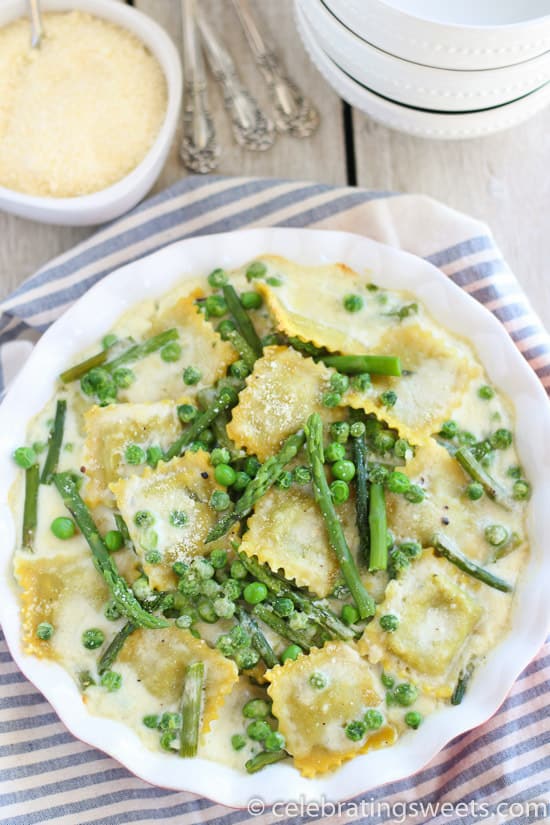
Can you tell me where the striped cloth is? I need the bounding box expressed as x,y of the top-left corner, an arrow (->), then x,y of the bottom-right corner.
0,175 -> 548,825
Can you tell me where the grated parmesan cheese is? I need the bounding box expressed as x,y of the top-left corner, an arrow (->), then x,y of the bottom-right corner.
0,11 -> 167,197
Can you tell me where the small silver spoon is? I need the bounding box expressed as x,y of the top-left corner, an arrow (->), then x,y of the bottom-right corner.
28,0 -> 43,49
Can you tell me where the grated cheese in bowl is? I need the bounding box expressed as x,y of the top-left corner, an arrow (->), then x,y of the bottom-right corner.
0,11 -> 168,198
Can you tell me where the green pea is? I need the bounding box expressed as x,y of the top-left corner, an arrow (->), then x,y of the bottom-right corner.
330,479 -> 350,504
104,601 -> 121,621
381,672 -> 395,689
351,373 -> 371,392
484,524 -> 509,547
197,598 -> 218,624
233,471 -> 251,491
134,510 -> 154,527
82,628 -> 105,650
50,516 -> 76,540
234,647 -> 260,670
405,711 -> 423,729
100,670 -> 122,691
172,561 -> 188,577
513,480 -> 531,501
102,333 -> 118,349
394,438 -> 412,459
293,466 -> 312,485
192,558 -> 215,579
159,730 -> 177,751
507,465 -> 522,479
208,268 -> 228,288
273,597 -> 294,618
345,720 -> 366,741
132,576 -> 152,601
125,444 -> 146,465
350,421 -> 366,438
243,582 -> 268,605
160,342 -> 182,362
478,385 -> 495,400
159,712 -> 182,731
209,549 -> 228,569
243,698 -> 271,719
145,549 -> 162,564
439,420 -> 458,439
205,295 -> 227,317
374,431 -> 396,454
142,714 -> 160,729
364,709 -> 383,730
104,529 -> 124,552
231,733 -> 246,751
215,463 -> 237,487
330,372 -> 349,394
323,391 -> 342,408
369,464 -> 388,485
229,360 -> 250,380
390,683 -> 418,707
210,447 -> 230,466
240,291 -> 263,310
183,366 -> 202,385
32,441 -> 47,455
244,456 -> 261,477
490,428 -> 512,450
213,597 -> 236,619
276,470 -> 293,489
266,276 -> 283,287
332,459 -> 356,482
281,644 -> 302,664
466,482 -> 484,501
230,560 -> 248,580
309,671 -> 328,690
325,441 -> 346,463
386,471 -> 410,494
264,731 -> 286,752
379,614 -> 399,632
217,319 -> 237,339
341,604 -> 359,625
399,541 -> 422,559
247,720 -> 271,741
246,261 -> 267,281
176,614 -> 194,629
458,430 -> 477,447
343,294 -> 363,313
202,579 -> 221,599
36,622 -> 54,641
13,446 -> 37,469
113,368 -> 135,390
177,403 -> 198,423
210,490 -> 231,511
380,389 -> 397,408
405,484 -> 425,504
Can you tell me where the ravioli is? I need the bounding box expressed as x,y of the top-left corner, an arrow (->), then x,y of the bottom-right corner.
82,401 -> 182,506
266,641 -> 396,777
227,345 -> 340,461
118,625 -> 238,733
111,451 -> 234,590
343,326 -> 479,444
121,290 -> 236,404
239,486 -> 358,597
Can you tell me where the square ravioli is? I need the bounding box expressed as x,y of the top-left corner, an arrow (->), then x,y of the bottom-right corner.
226,345 -> 340,461
256,256 -> 396,353
118,625 -> 238,733
119,290 -> 236,404
266,641 -> 396,777
82,401 -> 182,506
358,552 -> 483,697
110,451 -> 233,591
343,325 -> 479,444
240,486 -> 357,598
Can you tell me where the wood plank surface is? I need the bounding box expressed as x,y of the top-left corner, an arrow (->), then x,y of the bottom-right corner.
352,107 -> 550,331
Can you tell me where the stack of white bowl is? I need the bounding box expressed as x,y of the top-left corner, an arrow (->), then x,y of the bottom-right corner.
294,0 -> 550,139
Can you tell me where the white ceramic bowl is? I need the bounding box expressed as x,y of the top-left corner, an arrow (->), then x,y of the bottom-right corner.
1,227 -> 549,806
324,0 -> 550,71
0,0 -> 182,226
296,3 -> 550,139
300,0 -> 550,111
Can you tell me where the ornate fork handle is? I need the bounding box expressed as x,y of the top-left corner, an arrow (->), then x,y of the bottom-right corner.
180,0 -> 220,174
232,0 -> 319,138
197,14 -> 274,152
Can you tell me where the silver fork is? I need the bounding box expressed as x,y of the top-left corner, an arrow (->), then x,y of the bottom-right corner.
231,0 -> 319,138
28,0 -> 43,48
196,11 -> 275,152
179,0 -> 221,174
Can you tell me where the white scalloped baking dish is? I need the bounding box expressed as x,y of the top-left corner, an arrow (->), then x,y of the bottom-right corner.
0,227 -> 549,806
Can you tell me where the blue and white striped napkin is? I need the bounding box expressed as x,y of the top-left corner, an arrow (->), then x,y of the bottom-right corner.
0,176 -> 548,825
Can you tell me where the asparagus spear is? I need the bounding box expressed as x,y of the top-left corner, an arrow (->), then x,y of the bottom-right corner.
22,463 -> 39,552
368,483 -> 387,571
60,349 -> 109,384
245,750 -> 287,773
40,399 -> 66,484
433,533 -> 513,593
206,430 -> 305,542
451,658 -> 476,705
222,284 -> 263,357
53,473 -> 168,628
179,662 -> 205,757
322,354 -> 402,377
237,607 -> 278,668
98,621 -> 136,675
351,421 -> 370,565
253,604 -> 311,651
305,413 -> 376,619
164,386 -> 239,461
226,328 -> 257,371
454,446 -> 511,509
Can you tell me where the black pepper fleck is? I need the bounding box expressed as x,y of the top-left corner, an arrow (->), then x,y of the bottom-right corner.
441,517 -> 450,525
201,471 -> 209,479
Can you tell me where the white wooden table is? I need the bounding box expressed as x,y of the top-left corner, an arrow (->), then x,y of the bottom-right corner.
1,0 -> 549,330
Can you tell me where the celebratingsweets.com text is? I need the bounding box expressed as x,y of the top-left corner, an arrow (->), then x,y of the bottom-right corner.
246,795 -> 549,821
